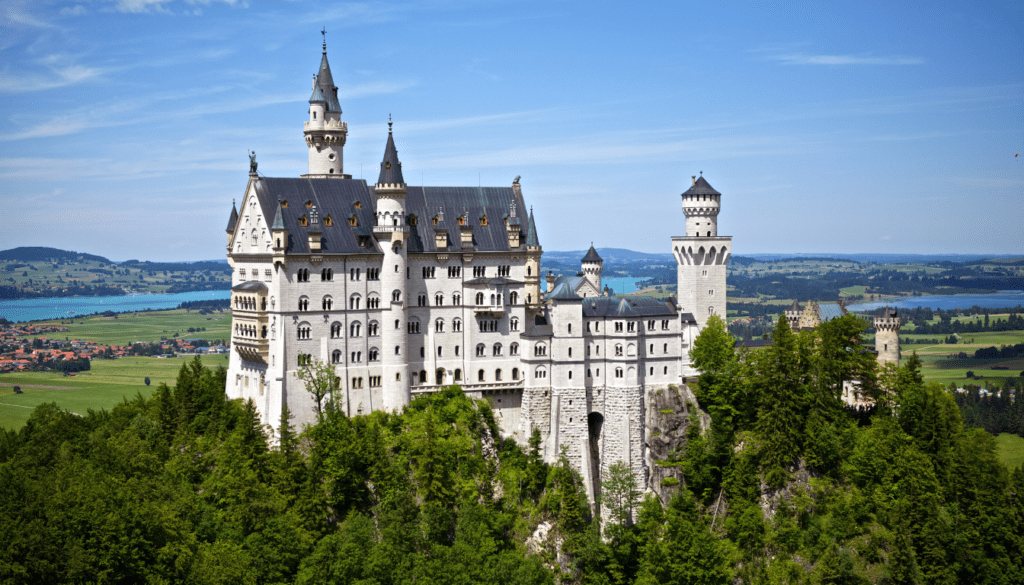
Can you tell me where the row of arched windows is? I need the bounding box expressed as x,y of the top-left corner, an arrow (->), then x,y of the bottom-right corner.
474,342 -> 519,357
233,296 -> 265,311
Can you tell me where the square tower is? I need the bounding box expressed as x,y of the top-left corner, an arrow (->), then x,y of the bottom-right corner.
672,174 -> 731,331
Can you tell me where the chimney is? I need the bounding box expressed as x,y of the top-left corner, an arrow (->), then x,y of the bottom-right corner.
691,175 -> 696,187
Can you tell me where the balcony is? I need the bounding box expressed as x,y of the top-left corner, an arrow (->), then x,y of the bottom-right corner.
472,304 -> 505,316
234,337 -> 269,364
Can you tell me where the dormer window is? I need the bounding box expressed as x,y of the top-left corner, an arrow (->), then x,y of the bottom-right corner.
298,215 -> 308,227
480,215 -> 487,226
305,200 -> 313,209
433,215 -> 439,226
324,215 -> 333,227
408,215 -> 417,227
385,162 -> 392,169
349,215 -> 358,227
354,201 -> 362,209
281,200 -> 288,208
457,215 -> 466,226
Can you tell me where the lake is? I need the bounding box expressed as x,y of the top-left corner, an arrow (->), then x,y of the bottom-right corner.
847,291 -> 1024,313
0,290 -> 232,323
541,276 -> 649,294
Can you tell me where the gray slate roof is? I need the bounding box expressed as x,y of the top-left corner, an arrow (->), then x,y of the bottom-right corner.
547,280 -> 582,301
232,281 -> 268,292
525,207 -> 540,247
247,177 -> 529,256
581,296 -> 676,318
309,84 -> 326,103
581,245 -> 602,263
682,175 -> 720,196
817,302 -> 846,322
226,202 -> 238,233
376,128 -> 405,185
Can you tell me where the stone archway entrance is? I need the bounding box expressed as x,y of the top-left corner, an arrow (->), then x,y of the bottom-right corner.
587,411 -> 604,511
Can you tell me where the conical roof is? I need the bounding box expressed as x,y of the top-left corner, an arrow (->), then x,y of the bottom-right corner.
271,200 -> 285,230
317,45 -> 334,95
226,201 -> 238,233
376,122 -> 405,185
582,244 -> 602,263
525,206 -> 540,247
682,175 -> 721,196
309,83 -> 326,103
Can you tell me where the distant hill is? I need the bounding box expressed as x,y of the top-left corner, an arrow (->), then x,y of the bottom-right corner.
0,247 -> 113,264
544,248 -> 674,264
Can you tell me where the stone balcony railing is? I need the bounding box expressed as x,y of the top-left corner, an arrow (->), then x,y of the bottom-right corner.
303,120 -> 347,132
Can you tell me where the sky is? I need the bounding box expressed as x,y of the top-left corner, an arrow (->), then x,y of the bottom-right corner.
1,0 -> 1022,262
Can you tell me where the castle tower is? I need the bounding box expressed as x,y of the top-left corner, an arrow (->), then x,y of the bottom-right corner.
374,119 -> 410,412
581,244 -> 603,294
671,173 -> 731,331
302,33 -> 349,178
874,307 -> 901,367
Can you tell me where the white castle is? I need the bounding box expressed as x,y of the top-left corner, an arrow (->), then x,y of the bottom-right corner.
224,38 -> 730,503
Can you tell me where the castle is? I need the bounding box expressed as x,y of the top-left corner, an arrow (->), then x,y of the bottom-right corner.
224,38 -> 730,505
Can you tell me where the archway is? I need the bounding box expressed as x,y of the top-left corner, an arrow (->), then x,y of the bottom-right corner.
436,368 -> 446,385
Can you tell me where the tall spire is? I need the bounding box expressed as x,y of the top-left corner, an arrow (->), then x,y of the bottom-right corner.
226,199 -> 238,233
525,206 -> 540,247
376,118 -> 405,186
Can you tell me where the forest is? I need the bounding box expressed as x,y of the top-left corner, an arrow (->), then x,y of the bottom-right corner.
0,315 -> 1022,584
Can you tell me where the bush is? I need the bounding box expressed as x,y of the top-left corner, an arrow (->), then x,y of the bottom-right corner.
13,385 -> 21,394
144,377 -> 151,386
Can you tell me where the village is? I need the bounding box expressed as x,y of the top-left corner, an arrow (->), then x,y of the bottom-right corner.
0,320 -> 227,374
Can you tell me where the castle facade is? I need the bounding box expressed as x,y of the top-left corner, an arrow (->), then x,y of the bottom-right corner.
224,39 -> 730,505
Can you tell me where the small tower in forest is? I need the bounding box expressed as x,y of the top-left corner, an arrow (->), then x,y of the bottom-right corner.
874,307 -> 902,366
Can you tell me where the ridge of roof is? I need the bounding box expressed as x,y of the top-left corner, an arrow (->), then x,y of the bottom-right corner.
547,280 -> 582,301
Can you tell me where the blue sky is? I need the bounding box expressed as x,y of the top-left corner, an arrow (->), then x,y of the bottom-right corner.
1,0 -> 1022,261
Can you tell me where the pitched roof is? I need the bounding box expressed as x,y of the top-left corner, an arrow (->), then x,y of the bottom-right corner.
682,175 -> 721,196
232,281 -> 268,292
581,296 -> 676,317
788,300 -> 802,312
525,207 -> 540,247
376,125 -> 405,186
547,280 -> 582,301
226,202 -> 238,233
309,83 -> 326,103
817,302 -> 847,322
247,178 -> 529,255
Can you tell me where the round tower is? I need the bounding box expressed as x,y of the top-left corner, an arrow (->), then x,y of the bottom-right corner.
580,243 -> 603,296
682,172 -> 721,237
303,34 -> 349,178
375,119 -> 410,412
874,307 -> 901,367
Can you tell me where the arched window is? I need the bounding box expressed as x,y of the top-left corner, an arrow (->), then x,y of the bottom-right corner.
490,294 -> 496,305
476,292 -> 484,305
453,293 -> 462,305
478,369 -> 485,382
454,369 -> 462,382
322,296 -> 333,310
510,291 -> 518,305
510,342 -> 519,356
436,369 -> 445,385
534,343 -> 547,356
298,297 -> 309,311
435,293 -> 444,306
419,370 -> 427,384
476,344 -> 486,357
627,343 -> 636,357
453,318 -> 462,332
510,317 -> 519,332
493,343 -> 502,356
332,350 -> 342,364
350,321 -> 361,337
435,318 -> 444,333
615,344 -> 623,356
392,290 -> 402,303
534,367 -> 547,379
495,369 -> 502,381
512,368 -> 519,380
367,294 -> 380,309
369,348 -> 379,361
368,321 -> 379,336
330,322 -> 342,338
350,294 -> 361,310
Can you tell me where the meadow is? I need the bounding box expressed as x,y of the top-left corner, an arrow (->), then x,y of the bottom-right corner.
0,353 -> 228,430
995,433 -> 1024,470
21,308 -> 232,346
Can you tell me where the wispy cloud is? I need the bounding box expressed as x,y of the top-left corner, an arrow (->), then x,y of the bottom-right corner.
0,54 -> 105,93
4,3 -> 56,28
768,53 -> 924,66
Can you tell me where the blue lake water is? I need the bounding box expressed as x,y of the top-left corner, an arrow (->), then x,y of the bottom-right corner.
541,276 -> 648,294
846,291 -> 1024,313
0,290 -> 232,323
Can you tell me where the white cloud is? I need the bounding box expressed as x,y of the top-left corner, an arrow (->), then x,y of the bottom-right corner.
0,56 -> 105,93
761,51 -> 923,66
4,4 -> 56,28
59,5 -> 89,17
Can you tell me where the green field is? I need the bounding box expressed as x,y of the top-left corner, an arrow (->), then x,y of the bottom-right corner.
22,308 -> 232,346
0,354 -> 228,430
995,433 -> 1024,470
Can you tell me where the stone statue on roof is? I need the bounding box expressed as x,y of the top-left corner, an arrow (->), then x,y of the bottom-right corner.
249,151 -> 258,174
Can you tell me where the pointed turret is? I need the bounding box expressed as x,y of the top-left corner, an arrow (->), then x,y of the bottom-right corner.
271,200 -> 285,231
525,206 -> 540,247
303,31 -> 348,178
581,243 -> 603,294
226,200 -> 238,233
271,199 -> 288,269
581,244 -> 602,263
376,118 -> 405,186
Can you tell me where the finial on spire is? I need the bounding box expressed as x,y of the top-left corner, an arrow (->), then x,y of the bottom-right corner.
321,27 -> 326,53
388,113 -> 392,134
699,170 -> 703,176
